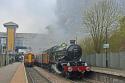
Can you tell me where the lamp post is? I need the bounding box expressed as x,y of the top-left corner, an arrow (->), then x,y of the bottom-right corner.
105,27 -> 109,67
103,27 -> 109,67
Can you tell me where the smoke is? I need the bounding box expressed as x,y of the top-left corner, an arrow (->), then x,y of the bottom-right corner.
30,0 -> 98,52
45,0 -> 91,44
1,0 -> 122,53
24,0 -> 125,53
45,0 -> 123,42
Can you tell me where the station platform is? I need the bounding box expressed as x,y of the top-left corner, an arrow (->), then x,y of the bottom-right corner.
91,67 -> 125,77
0,62 -> 27,83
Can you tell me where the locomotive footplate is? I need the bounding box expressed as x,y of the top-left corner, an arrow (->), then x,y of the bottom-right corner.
61,61 -> 90,72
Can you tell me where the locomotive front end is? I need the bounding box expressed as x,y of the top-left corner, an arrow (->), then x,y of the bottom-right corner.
60,40 -> 91,78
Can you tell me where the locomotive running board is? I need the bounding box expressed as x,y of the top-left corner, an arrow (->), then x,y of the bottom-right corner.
52,64 -> 62,74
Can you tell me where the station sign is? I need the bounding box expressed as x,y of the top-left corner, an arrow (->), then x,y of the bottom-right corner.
103,44 -> 109,48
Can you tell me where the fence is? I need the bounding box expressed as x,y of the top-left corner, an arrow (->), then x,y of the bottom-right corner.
82,52 -> 125,69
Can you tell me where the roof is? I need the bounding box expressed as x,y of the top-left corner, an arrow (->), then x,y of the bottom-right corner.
3,22 -> 18,28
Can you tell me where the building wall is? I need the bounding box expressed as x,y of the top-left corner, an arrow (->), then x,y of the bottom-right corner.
0,32 -> 54,53
7,28 -> 15,52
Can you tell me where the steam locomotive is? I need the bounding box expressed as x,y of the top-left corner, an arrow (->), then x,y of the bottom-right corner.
35,40 -> 90,78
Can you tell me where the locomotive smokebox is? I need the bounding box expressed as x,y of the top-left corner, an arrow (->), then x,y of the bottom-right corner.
70,40 -> 75,45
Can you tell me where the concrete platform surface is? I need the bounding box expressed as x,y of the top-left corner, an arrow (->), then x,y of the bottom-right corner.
0,63 -> 20,83
10,63 -> 28,83
91,67 -> 125,77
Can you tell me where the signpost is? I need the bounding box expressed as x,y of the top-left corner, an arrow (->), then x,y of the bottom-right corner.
103,44 -> 109,49
103,43 -> 109,67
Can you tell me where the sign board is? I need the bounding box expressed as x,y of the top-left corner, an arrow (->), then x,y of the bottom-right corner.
103,44 -> 109,48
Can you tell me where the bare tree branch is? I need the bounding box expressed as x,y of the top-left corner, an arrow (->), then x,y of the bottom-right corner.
83,0 -> 120,53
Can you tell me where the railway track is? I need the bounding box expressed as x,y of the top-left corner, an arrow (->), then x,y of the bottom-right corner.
26,66 -> 101,83
34,66 -> 97,83
25,67 -> 50,83
52,73 -> 92,83
48,69 -> 98,83
70,78 -> 102,83
25,66 -> 125,83
71,79 -> 90,83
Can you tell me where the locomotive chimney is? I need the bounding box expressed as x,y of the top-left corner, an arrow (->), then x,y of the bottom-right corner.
70,40 -> 75,45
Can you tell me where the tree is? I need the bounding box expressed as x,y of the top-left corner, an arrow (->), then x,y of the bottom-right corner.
109,16 -> 125,52
83,0 -> 120,53
79,37 -> 94,55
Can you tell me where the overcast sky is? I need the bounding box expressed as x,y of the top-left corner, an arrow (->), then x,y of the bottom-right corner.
0,0 -> 124,34
0,0 -> 56,33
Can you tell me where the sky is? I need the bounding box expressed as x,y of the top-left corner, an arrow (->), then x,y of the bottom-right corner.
0,0 -> 125,52
0,0 -> 124,34
0,0 -> 56,33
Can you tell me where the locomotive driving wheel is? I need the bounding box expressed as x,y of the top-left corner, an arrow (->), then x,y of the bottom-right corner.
66,72 -> 71,79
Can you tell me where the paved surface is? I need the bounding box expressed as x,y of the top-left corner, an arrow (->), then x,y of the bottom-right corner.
10,63 -> 28,83
0,62 -> 20,83
91,67 -> 125,77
